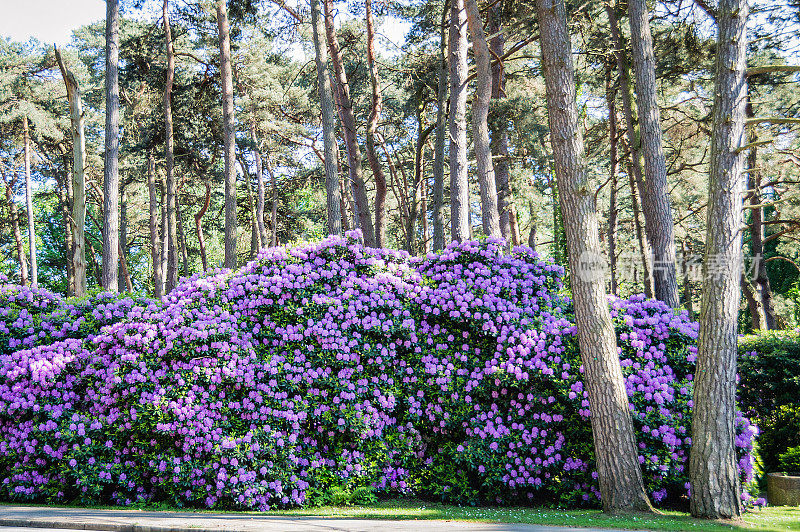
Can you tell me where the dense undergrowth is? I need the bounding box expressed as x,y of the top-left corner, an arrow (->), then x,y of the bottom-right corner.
0,232 -> 756,510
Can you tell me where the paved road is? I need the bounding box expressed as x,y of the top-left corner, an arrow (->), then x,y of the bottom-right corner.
0,529 -> 111,532
0,505 -> 629,532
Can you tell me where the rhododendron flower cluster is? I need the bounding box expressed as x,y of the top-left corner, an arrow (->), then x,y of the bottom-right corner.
0,232 -> 755,509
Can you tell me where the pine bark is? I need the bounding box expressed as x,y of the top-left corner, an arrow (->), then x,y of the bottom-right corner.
22,115 -> 37,289
164,0 -> 180,290
310,0 -> 342,237
606,1 -> 655,298
263,151 -> 279,246
251,124 -> 268,247
508,205 -> 520,246
421,171 -> 429,254
682,241 -> 694,319
746,155 -> 769,330
689,0 -> 748,519
160,175 -> 168,288
606,67 -> 619,296
465,0 -> 501,240
55,47 -> 87,298
118,190 -> 133,293
196,182 -> 211,271
627,0 -> 679,307
746,102 -> 777,329
449,0 -> 469,242
217,0 -> 238,269
365,0 -> 387,248
54,148 -> 74,295
626,159 -> 654,298
242,159 -> 259,259
118,185 -> 127,292
176,192 -> 189,275
742,273 -> 766,331
432,0 -> 449,251
323,0 -> 375,246
488,4 -> 512,246
146,151 -> 164,298
527,201 -> 537,249
102,0 -> 120,292
535,0 -> 654,513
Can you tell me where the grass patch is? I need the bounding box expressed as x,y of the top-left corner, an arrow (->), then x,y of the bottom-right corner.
270,499 -> 798,531
2,498 -> 798,531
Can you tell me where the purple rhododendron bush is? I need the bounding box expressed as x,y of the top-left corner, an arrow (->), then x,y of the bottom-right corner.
0,232 -> 756,510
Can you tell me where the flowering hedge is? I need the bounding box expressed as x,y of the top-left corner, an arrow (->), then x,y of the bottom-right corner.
0,233 -> 755,510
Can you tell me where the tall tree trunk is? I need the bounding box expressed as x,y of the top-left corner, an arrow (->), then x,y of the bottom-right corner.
54,149 -> 74,295
61,147 -> 75,294
449,0 -> 469,242
263,151 -> 279,246
101,0 -> 120,291
465,0 -> 501,239
88,180 -> 131,292
383,139 -> 412,251
338,145 -> 353,233
118,184 -> 128,292
746,137 -> 769,331
310,0 -> 342,236
164,0 -> 180,290
527,201 -> 537,249
746,101 -> 777,329
323,0 -> 375,246
422,172 -> 429,254
176,191 -> 189,275
365,0 -> 387,248
742,273 -> 766,331
118,243 -> 132,292
432,0 -> 449,251
606,0 -> 655,298
251,123 -> 268,246
55,47 -> 87,298
508,205 -> 520,246
535,0 -> 654,513
488,2 -> 512,245
3,177 -> 28,286
627,0 -> 679,307
340,177 -> 351,232
606,65 -> 619,296
689,0 -> 748,519
551,177 -> 567,266
241,158 -> 260,258
411,103 -> 435,253
146,150 -> 164,298
196,182 -> 211,271
160,174 -> 169,288
87,239 -> 102,286
681,240 -> 694,319
216,0 -> 238,269
627,158 -> 654,298
22,115 -> 37,289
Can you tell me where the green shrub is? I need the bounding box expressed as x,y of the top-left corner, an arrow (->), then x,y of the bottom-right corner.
739,331 -> 800,473
738,330 -> 800,420
779,446 -> 800,473
350,486 -> 378,505
756,405 -> 800,473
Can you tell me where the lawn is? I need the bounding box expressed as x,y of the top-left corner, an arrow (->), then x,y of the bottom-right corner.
266,499 -> 799,532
